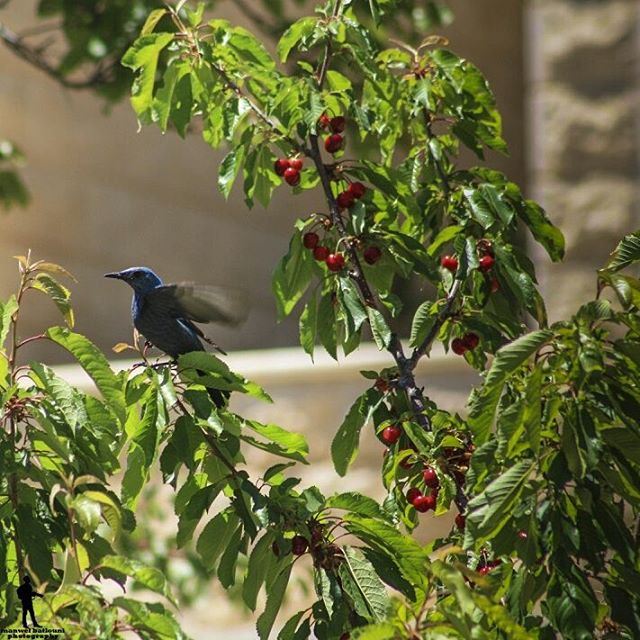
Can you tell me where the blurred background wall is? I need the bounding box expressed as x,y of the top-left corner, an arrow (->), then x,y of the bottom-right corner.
1,0 -> 639,637
0,0 -> 525,361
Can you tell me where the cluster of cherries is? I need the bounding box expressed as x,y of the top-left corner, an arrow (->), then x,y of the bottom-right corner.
336,180 -> 366,209
441,239 -> 499,292
319,113 -> 346,153
451,332 -> 480,357
440,252 -> 495,275
274,156 -> 304,186
302,231 -> 345,272
477,558 -> 502,576
380,425 -> 439,513
405,465 -> 440,513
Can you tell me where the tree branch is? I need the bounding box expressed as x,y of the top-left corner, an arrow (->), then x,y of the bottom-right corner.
0,22 -> 114,89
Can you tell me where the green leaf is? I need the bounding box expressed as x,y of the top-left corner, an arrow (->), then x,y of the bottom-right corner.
256,563 -> 293,640
112,597 -> 182,637
46,327 -> 125,422
218,147 -> 245,199
152,60 -> 190,132
409,301 -> 437,348
518,199 -> 565,262
72,495 -> 102,533
31,273 -> 74,327
277,17 -> 318,62
243,419 -> 309,462
272,231 -> 314,319
196,509 -> 241,571
339,547 -> 389,621
81,491 -> 122,542
602,231 -> 640,273
0,295 -> 18,352
331,389 -> 384,476
325,492 -> 386,519
367,307 -> 391,350
135,385 -> 162,465
339,278 -> 368,333
463,187 -> 494,229
122,33 -> 174,122
299,295 -> 318,359
317,293 -> 338,359
342,515 -> 428,587
277,611 -> 306,640
242,532 -> 277,611
121,444 -> 147,509
101,555 -> 175,604
466,459 -> 535,542
29,361 -> 84,432
427,225 -> 462,256
140,8 -> 168,36
468,330 -> 552,443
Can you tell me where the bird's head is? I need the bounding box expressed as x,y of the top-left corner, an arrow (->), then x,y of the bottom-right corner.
104,267 -> 163,293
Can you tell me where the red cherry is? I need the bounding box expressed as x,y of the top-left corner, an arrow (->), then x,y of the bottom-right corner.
490,277 -> 500,293
289,157 -> 303,171
339,633 -> 350,640
440,255 -> 458,272
422,466 -> 439,488
374,378 -> 389,393
455,513 -> 466,530
303,232 -> 319,249
325,134 -> 344,154
313,245 -> 330,261
363,246 -> 382,265
478,565 -> 491,575
274,158 -> 290,176
284,167 -> 300,186
406,487 -> 422,504
330,116 -> 346,133
479,255 -> 495,272
518,530 -> 528,540
451,338 -> 467,356
413,494 -> 436,512
326,253 -> 345,272
318,113 -> 331,130
291,535 -> 308,556
336,190 -> 355,209
348,181 -> 366,199
462,332 -> 479,350
381,425 -> 402,445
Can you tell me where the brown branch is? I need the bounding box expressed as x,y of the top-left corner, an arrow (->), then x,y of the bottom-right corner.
0,22 -> 114,89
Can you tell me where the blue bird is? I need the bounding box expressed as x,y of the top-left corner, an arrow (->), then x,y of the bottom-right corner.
105,267 -> 247,406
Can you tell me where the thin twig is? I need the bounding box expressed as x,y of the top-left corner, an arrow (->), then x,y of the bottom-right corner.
0,22 -> 114,89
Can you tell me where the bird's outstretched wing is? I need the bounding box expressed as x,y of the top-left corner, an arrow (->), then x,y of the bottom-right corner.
144,283 -> 249,326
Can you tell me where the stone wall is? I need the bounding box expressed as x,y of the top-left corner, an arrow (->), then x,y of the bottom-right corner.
527,0 -> 640,318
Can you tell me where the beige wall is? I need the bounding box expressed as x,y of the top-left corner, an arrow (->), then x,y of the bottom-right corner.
0,1 -> 525,363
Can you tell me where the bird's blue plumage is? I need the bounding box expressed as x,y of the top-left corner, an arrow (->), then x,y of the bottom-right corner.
107,267 -> 205,359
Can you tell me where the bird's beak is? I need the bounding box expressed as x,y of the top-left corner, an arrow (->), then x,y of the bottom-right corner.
104,271 -> 123,280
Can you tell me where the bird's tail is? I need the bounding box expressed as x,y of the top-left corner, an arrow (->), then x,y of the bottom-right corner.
197,369 -> 230,409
